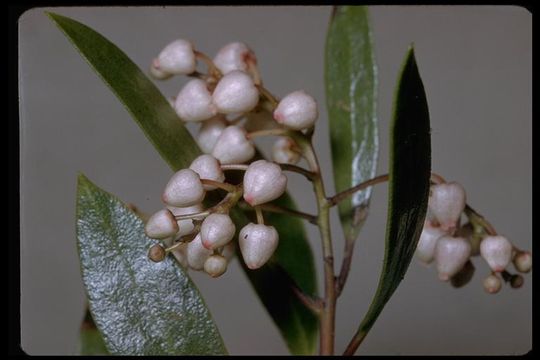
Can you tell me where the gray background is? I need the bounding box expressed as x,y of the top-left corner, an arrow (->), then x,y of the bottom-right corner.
19,6 -> 532,355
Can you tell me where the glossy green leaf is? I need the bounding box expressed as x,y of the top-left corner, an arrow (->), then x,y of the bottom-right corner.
48,12 -> 317,354
356,47 -> 431,338
79,306 -> 108,355
76,174 -> 227,355
326,6 -> 378,242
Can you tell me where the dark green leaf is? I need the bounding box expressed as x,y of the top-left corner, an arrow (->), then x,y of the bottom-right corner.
79,306 -> 109,355
356,47 -> 431,337
48,12 -> 318,354
326,6 -> 378,242
76,174 -> 227,355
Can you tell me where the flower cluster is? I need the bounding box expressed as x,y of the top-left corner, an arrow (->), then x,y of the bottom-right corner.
144,39 -> 319,277
415,181 -> 532,293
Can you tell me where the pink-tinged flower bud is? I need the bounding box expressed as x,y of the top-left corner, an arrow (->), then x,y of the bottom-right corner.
167,204 -> 205,237
239,223 -> 279,269
435,236 -> 471,281
149,58 -> 173,80
212,70 -> 259,114
428,182 -> 466,233
186,234 -> 212,271
189,155 -> 225,190
272,137 -> 301,165
200,213 -> 236,250
243,160 -> 287,206
204,254 -> 228,277
211,125 -> 255,164
273,90 -> 318,130
171,242 -> 188,268
213,42 -> 257,75
483,274 -> 502,294
174,79 -> 217,122
144,209 -> 179,239
221,241 -> 236,261
162,169 -> 205,207
157,39 -> 196,75
415,222 -> 448,264
480,235 -> 513,272
513,251 -> 532,273
197,115 -> 228,153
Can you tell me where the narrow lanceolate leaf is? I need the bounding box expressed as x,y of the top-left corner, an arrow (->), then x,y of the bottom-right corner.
79,306 -> 108,355
355,47 -> 431,341
326,6 -> 378,242
76,174 -> 227,355
49,12 -> 317,354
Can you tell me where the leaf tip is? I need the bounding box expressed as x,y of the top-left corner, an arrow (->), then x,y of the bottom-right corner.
77,172 -> 95,193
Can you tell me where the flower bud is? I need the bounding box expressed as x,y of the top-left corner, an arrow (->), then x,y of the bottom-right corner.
513,251 -> 532,273
483,274 -> 502,294
212,70 -> 259,114
189,155 -> 225,190
186,234 -> 212,270
200,213 -> 236,250
428,182 -> 466,233
480,235 -> 513,272
273,90 -> 318,130
157,39 -> 196,75
162,169 -> 205,207
167,204 -> 205,237
211,125 -> 255,164
243,160 -> 287,206
149,58 -> 173,80
144,209 -> 179,240
171,242 -> 188,268
435,236 -> 471,281
204,254 -> 228,278
415,222 -> 447,264
174,79 -> 217,122
272,137 -> 301,165
197,115 -> 228,153
213,42 -> 257,75
148,244 -> 166,263
509,274 -> 524,288
239,223 -> 279,269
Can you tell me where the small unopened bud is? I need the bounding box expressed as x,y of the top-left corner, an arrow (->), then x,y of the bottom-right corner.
510,274 -> 524,288
272,137 -> 301,165
212,70 -> 259,114
480,235 -> 513,273
513,251 -> 532,273
149,58 -> 173,80
273,90 -> 318,130
167,204 -> 205,237
204,254 -> 228,278
197,115 -> 228,153
415,222 -> 447,264
200,213 -> 236,250
145,209 -> 179,239
157,39 -> 196,75
213,42 -> 257,75
483,274 -> 502,294
243,160 -> 287,206
211,125 -> 255,164
239,223 -> 279,270
148,244 -> 166,263
428,182 -> 466,233
162,169 -> 205,207
435,236 -> 471,281
186,234 -> 212,271
189,155 -> 225,190
174,79 -> 217,122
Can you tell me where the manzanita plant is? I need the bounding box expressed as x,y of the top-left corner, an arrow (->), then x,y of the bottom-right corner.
47,6 -> 531,356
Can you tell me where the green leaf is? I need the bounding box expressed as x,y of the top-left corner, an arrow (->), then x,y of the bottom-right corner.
76,174 -> 227,355
356,47 -> 431,338
79,306 -> 108,355
48,12 -> 318,354
326,6 -> 379,242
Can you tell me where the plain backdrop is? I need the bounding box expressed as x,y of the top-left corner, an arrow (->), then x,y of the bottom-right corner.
19,6 -> 531,355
